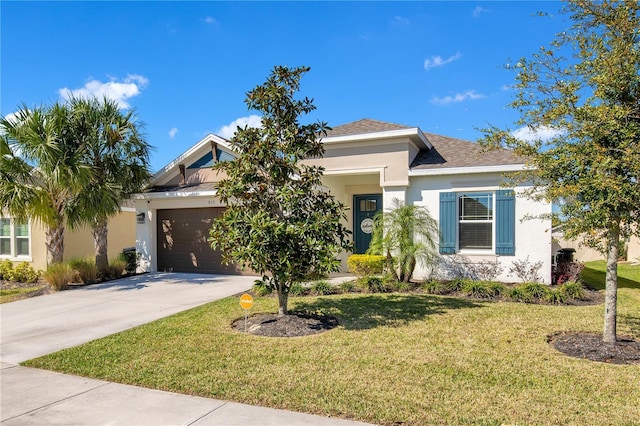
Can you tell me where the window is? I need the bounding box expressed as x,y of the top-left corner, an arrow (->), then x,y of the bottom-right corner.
0,217 -> 30,258
458,193 -> 493,250
439,190 -> 515,255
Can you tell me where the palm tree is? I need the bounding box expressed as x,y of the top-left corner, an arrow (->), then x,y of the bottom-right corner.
0,104 -> 90,265
67,97 -> 151,273
368,198 -> 439,282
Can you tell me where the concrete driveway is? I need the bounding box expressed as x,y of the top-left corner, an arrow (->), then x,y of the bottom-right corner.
0,273 -> 370,425
1,273 -> 255,364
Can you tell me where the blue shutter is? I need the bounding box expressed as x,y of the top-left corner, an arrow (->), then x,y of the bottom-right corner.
439,192 -> 457,254
495,189 -> 515,255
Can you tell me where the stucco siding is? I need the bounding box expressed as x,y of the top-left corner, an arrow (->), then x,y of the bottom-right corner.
407,173 -> 553,284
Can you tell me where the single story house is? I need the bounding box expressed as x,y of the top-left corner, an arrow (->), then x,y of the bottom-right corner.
133,119 -> 553,283
1,207 -> 136,271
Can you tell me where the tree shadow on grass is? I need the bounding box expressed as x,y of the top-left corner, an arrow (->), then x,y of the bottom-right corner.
293,294 -> 484,331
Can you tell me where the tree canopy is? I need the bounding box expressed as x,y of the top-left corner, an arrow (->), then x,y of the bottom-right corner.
209,66 -> 351,316
480,0 -> 640,342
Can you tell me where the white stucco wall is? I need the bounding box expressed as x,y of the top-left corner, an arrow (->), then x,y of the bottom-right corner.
407,173 -> 553,284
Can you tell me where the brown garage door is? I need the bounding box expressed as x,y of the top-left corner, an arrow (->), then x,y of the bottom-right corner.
157,208 -> 241,274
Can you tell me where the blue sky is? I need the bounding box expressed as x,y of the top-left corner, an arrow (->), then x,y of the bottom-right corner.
2,1 -> 568,172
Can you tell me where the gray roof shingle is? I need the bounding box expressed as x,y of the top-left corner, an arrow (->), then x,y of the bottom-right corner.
325,118 -> 412,137
411,133 -> 524,169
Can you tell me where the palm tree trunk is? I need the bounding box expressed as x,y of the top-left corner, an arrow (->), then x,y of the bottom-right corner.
386,249 -> 399,281
45,224 -> 65,266
603,223 -> 619,343
93,217 -> 109,274
404,256 -> 416,283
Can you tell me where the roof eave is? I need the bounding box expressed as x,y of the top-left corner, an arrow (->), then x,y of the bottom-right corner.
409,163 -> 529,177
322,127 -> 432,150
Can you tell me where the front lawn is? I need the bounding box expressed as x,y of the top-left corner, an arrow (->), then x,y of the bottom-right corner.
582,260 -> 640,290
23,285 -> 640,425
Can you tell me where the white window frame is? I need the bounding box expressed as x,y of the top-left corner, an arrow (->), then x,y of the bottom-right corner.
0,217 -> 32,260
458,192 -> 495,253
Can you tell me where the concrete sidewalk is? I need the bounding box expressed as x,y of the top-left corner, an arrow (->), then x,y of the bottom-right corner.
0,273 -> 371,425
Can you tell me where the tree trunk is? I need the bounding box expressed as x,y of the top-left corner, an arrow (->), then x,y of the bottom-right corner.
404,256 -> 416,283
93,217 -> 109,274
386,249 -> 399,281
277,287 -> 289,317
45,224 -> 65,266
603,224 -> 619,343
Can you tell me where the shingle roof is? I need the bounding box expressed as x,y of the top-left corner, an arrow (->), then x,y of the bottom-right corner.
325,118 -> 412,137
410,132 -> 525,169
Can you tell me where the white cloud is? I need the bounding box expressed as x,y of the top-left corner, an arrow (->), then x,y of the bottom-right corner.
58,74 -> 149,109
168,127 -> 178,139
512,125 -> 566,142
473,6 -> 488,18
217,115 -> 262,139
392,16 -> 410,26
204,16 -> 217,24
430,90 -> 486,105
424,52 -> 462,70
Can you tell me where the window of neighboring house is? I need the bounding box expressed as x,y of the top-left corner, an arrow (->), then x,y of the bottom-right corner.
0,217 -> 30,258
439,190 -> 515,255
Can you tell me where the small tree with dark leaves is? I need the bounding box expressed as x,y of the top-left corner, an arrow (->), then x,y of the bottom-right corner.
209,66 -> 351,316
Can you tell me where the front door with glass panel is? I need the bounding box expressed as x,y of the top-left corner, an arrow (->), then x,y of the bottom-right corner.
354,194 -> 382,254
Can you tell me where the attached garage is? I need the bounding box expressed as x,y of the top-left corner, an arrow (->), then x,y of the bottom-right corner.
156,207 -> 240,274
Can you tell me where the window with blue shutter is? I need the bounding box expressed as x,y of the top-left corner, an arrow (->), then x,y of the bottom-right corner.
439,192 -> 457,254
439,189 -> 516,255
495,189 -> 516,255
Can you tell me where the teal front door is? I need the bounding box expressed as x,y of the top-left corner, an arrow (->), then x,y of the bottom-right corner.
354,194 -> 382,254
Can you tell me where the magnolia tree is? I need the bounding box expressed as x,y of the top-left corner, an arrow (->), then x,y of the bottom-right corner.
480,0 -> 640,343
209,66 -> 351,316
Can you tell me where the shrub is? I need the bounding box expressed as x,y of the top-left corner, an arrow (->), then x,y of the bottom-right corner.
104,258 -> 126,280
68,257 -> 98,284
560,281 -> 587,300
42,263 -> 75,291
339,280 -> 356,293
509,257 -> 543,283
310,280 -> 334,296
461,280 -> 505,299
421,279 -> 450,295
446,278 -> 466,293
8,262 -> 39,283
471,260 -> 504,281
347,254 -> 385,277
554,261 -> 585,285
508,283 -> 549,303
289,282 -> 307,296
0,259 -> 14,280
389,280 -> 412,292
544,289 -> 567,305
358,276 -> 388,293
253,280 -> 272,296
119,249 -> 139,274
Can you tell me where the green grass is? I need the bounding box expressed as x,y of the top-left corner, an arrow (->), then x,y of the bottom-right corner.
23,287 -> 640,425
0,286 -> 46,303
581,261 -> 640,290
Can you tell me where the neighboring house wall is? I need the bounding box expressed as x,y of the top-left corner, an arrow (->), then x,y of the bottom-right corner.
553,230 -> 640,263
1,211 -> 135,272
64,209 -> 137,262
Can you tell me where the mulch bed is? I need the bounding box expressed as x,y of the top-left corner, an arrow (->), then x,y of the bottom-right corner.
548,332 -> 640,365
231,312 -> 339,337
